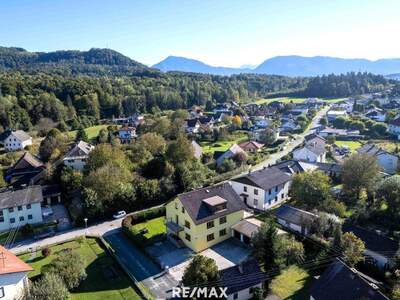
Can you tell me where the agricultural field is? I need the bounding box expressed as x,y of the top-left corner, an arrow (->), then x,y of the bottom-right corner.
19,237 -> 141,300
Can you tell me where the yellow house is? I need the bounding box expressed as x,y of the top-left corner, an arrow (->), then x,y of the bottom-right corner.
166,182 -> 247,253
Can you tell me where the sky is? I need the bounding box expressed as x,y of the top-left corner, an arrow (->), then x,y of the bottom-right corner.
0,0 -> 399,67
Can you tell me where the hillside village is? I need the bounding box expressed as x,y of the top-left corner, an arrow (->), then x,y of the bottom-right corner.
2,85 -> 400,300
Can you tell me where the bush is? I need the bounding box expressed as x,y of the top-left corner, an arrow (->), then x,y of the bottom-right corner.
122,206 -> 166,226
41,247 -> 51,257
21,224 -> 34,237
28,273 -> 69,300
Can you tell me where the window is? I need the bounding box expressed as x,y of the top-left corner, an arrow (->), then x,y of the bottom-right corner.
254,199 -> 258,206
275,186 -> 278,192
219,216 -> 227,224
233,293 -> 238,300
207,233 -> 215,241
28,214 -> 33,220
0,286 -> 4,298
27,204 -> 31,209
18,206 -> 22,211
281,193 -> 284,199
243,186 -> 247,192
219,229 -> 227,236
175,202 -> 178,209
10,218 -> 15,224
8,207 -> 14,213
207,220 -> 214,229
254,189 -> 258,195
185,233 -> 191,241
182,207 -> 185,214
269,189 -> 272,195
19,216 -> 24,221
185,220 -> 191,229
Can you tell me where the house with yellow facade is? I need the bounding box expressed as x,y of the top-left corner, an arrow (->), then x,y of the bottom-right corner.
166,182 -> 248,253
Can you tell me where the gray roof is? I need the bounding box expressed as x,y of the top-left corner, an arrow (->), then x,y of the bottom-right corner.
303,136 -> 326,155
4,130 -> 32,142
177,182 -> 247,225
310,259 -> 390,300
232,166 -> 291,191
65,141 -> 94,158
0,186 -> 43,209
191,140 -> 203,159
274,204 -> 317,225
357,143 -> 396,158
273,160 -> 342,175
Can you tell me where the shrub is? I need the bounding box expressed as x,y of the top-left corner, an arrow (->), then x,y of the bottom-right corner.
28,273 -> 69,300
41,247 -> 51,257
21,224 -> 34,237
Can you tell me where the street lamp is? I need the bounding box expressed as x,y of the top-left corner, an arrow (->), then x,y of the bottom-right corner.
84,218 -> 88,229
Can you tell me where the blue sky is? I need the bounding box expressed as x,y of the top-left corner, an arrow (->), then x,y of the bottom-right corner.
0,0 -> 399,67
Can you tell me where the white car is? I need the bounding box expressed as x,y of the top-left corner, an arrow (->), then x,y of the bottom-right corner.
113,211 -> 126,219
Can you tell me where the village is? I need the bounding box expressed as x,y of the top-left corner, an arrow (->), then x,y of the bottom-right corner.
1,87 -> 400,300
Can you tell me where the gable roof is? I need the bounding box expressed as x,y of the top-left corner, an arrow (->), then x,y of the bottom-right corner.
389,117 -> 400,126
238,141 -> 264,151
219,259 -> 264,295
310,259 -> 390,300
343,225 -> 399,257
64,141 -> 94,159
357,144 -> 396,158
7,130 -> 32,142
304,133 -> 326,143
10,152 -> 44,171
186,119 -> 200,128
177,182 -> 247,225
232,166 -> 291,191
274,204 -> 317,225
0,186 -> 43,210
0,245 -> 33,275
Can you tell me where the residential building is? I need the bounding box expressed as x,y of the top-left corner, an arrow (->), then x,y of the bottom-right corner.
0,186 -> 43,232
165,183 -> 247,252
357,144 -> 398,174
388,117 -> 400,140
215,144 -> 246,167
365,108 -> 386,122
0,245 -> 33,300
191,140 -> 203,159
112,114 -> 144,127
186,119 -> 201,134
186,116 -> 214,133
230,167 -> 291,210
118,126 -> 137,143
309,259 -> 389,300
343,225 -> 399,268
238,141 -> 264,153
326,110 -> 347,122
220,259 -> 264,300
5,152 -> 44,186
1,130 -> 32,152
280,119 -> 300,132
274,205 -> 317,235
317,127 -> 360,138
63,141 -> 94,171
252,117 -> 270,129
293,135 -> 326,163
273,160 -> 342,178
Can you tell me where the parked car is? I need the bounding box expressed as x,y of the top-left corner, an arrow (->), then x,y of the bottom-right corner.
113,211 -> 126,219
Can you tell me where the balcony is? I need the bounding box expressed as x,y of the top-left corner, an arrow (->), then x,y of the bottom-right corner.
166,219 -> 183,234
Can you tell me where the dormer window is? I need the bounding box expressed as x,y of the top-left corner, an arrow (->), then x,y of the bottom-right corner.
202,196 -> 227,213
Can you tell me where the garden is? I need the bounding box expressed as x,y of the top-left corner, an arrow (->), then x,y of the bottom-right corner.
19,237 -> 141,300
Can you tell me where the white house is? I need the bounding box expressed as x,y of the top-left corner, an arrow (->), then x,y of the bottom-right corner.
326,110 -> 347,122
0,245 -> 33,300
357,143 -> 398,174
365,108 -> 386,122
1,130 -> 32,152
186,119 -> 201,134
293,135 -> 326,163
274,205 -> 318,236
230,166 -> 291,210
118,126 -> 137,143
63,141 -> 94,171
0,186 -> 44,233
389,117 -> 400,140
220,259 -> 264,300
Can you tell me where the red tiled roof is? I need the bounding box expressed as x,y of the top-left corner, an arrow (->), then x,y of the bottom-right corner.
0,245 -> 33,275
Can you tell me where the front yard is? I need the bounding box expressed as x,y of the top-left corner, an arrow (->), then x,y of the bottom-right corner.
200,131 -> 249,154
334,140 -> 363,152
19,237 -> 141,300
131,216 -> 166,240
68,124 -> 111,141
270,265 -> 313,300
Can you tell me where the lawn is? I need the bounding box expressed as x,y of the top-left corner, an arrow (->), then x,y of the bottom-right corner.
334,140 -> 363,152
254,97 -> 307,105
131,216 -> 166,239
68,125 -> 110,141
270,266 -> 313,300
200,131 -> 249,154
19,237 -> 141,300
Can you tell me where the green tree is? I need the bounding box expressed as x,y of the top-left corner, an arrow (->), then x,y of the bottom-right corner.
166,135 -> 194,165
377,175 -> 400,221
136,132 -> 166,156
85,144 -> 131,174
42,251 -> 87,290
28,273 -> 69,300
280,235 -> 305,266
342,232 -> 365,267
182,255 -> 219,287
290,170 -> 331,209
60,167 -> 83,194
332,116 -> 348,129
371,123 -> 387,136
259,128 -> 277,145
76,127 -> 88,142
342,154 -> 381,202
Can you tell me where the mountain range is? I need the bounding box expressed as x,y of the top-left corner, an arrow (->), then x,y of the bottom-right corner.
153,55 -> 400,77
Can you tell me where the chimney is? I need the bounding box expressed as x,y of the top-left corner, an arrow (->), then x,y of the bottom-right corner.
238,263 -> 243,274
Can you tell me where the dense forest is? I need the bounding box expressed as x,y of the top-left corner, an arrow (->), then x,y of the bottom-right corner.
0,47 -> 393,130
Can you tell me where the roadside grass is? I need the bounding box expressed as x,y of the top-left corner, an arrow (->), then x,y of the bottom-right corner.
131,216 -> 166,239
200,131 -> 249,154
334,140 -> 363,152
19,237 -> 141,300
67,125 -> 110,141
270,265 -> 313,300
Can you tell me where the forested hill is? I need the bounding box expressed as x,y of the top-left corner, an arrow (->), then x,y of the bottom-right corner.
0,47 -> 157,76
